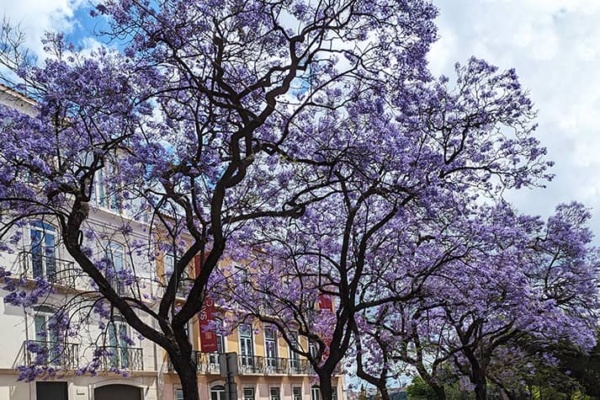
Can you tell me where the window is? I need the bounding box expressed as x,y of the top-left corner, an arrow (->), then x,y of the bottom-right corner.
270,387 -> 281,400
29,221 -> 56,281
293,387 -> 302,400
36,382 -> 68,400
311,386 -> 321,400
243,387 -> 255,400
309,341 -> 319,358
164,253 -> 192,298
184,319 -> 195,343
32,306 -> 60,365
107,317 -> 131,369
289,332 -> 300,372
164,253 -> 175,281
211,385 -> 226,400
93,167 -> 120,211
209,318 -> 226,365
331,388 -> 337,400
239,323 -> 254,368
234,265 -> 251,291
175,388 -> 184,400
264,326 -> 278,369
105,241 -> 127,294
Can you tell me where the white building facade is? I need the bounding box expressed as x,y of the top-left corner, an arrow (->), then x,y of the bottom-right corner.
0,85 -> 345,400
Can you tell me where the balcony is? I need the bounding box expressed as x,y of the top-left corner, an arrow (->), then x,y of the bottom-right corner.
238,355 -> 264,374
264,357 -> 289,374
23,340 -> 79,369
288,358 -> 311,374
167,350 -> 206,373
19,251 -> 77,287
202,351 -> 221,374
167,352 -> 314,376
99,346 -> 144,371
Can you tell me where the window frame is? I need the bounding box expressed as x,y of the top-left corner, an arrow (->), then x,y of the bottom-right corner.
29,221 -> 57,280
106,316 -> 133,369
270,386 -> 281,400
264,326 -> 278,368
239,323 -> 255,367
293,386 -> 302,400
32,305 -> 61,365
243,386 -> 256,400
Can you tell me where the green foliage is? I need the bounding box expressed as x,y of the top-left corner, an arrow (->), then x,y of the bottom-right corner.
514,333 -> 600,399
406,377 -> 438,400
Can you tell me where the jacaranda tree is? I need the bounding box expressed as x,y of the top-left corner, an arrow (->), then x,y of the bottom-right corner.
0,1 -> 593,400
361,202 -> 598,400
208,58 -> 577,398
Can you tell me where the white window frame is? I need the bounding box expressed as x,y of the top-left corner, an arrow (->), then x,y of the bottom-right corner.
239,323 -> 255,368
311,386 -> 321,400
210,384 -> 226,400
270,386 -> 281,400
243,386 -> 256,400
264,326 -> 278,369
293,386 -> 302,400
29,221 -> 57,280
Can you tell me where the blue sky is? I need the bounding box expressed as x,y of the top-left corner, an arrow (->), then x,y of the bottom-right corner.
66,3 -> 110,45
4,0 -> 600,237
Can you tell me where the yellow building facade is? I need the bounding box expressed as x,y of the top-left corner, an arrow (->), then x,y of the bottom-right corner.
161,304 -> 345,400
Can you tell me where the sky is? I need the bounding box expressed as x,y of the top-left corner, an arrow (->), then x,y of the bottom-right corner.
3,0 -> 600,237
428,0 -> 600,237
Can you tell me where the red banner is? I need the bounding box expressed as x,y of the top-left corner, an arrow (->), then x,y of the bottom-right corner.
318,294 -> 333,311
196,253 -> 218,352
199,296 -> 218,352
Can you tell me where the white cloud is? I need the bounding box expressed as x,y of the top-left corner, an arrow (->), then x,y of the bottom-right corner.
430,0 -> 600,235
2,0 -> 85,54
4,0 -> 600,235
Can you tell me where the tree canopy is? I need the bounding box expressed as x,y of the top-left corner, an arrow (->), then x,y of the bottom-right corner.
0,1 -> 597,400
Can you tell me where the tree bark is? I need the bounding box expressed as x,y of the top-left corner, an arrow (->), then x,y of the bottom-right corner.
415,364 -> 446,400
171,351 -> 200,400
472,368 -> 487,400
318,371 -> 334,400
431,383 -> 447,400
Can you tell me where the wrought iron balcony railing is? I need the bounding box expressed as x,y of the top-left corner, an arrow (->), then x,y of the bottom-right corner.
238,355 -> 264,374
288,358 -> 311,374
202,351 -> 221,374
167,350 -> 205,373
23,340 -> 79,369
19,251 -> 77,288
167,352 -> 316,376
264,357 -> 288,374
99,346 -> 144,371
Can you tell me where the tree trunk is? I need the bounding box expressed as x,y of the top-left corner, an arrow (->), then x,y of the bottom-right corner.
415,364 -> 446,400
172,353 -> 200,400
318,371 -> 334,400
377,387 -> 390,400
431,382 -> 446,400
472,369 -> 487,400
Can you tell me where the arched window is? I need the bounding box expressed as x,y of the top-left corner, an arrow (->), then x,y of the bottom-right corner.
95,384 -> 141,400
210,385 -> 226,400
